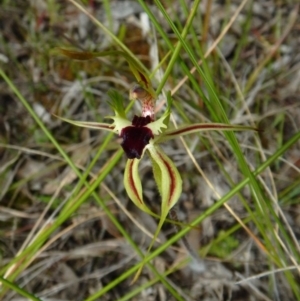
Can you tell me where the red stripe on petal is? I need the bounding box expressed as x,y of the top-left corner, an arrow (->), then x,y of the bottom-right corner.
157,152 -> 176,207
128,160 -> 143,205
166,124 -> 234,136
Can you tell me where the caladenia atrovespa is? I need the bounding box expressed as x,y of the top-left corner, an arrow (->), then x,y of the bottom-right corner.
55,49 -> 258,279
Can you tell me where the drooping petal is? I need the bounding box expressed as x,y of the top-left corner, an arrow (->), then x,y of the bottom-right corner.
132,143 -> 183,282
146,143 -> 182,250
156,123 -> 258,143
123,158 -> 152,215
54,115 -> 115,132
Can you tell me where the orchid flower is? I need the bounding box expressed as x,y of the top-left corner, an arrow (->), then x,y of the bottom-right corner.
56,83 -> 256,249
55,49 -> 257,279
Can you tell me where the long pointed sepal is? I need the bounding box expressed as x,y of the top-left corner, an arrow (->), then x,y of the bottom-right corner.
156,123 -> 258,143
53,114 -> 115,132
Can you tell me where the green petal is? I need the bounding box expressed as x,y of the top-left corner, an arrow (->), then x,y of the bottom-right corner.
146,143 -> 182,250
156,123 -> 258,143
123,158 -> 152,215
54,115 -> 115,132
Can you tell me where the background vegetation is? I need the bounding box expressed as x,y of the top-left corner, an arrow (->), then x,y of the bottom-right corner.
0,0 -> 299,300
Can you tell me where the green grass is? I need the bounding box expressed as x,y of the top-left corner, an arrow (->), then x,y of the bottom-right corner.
0,1 -> 300,300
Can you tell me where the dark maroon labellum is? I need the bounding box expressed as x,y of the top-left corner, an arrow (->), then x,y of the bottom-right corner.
120,115 -> 154,159
132,115 -> 152,126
